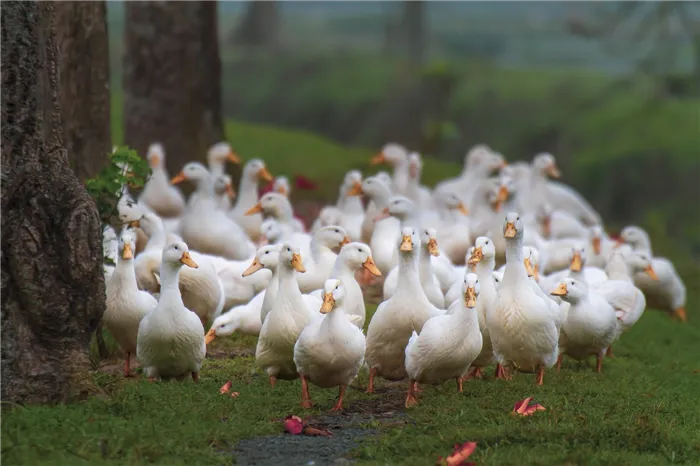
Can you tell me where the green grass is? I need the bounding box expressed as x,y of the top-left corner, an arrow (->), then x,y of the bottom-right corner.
3,303 -> 700,465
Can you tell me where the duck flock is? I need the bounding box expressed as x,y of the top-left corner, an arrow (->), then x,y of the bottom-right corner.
103,141 -> 687,409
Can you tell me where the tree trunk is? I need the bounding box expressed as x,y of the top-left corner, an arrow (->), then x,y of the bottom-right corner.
231,1 -> 279,48
400,1 -> 426,66
1,1 -> 106,404
123,1 -> 224,176
54,1 -> 112,182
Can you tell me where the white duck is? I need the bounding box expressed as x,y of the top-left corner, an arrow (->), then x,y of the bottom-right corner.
139,143 -> 186,218
364,227 -> 444,392
404,272 -> 482,407
240,245 -> 283,324
406,152 -> 434,210
539,245 -> 608,298
296,226 -> 350,294
213,173 -> 237,211
318,242 -> 382,329
104,230 -> 158,377
293,279 -> 366,411
462,237 -> 500,379
617,226 -> 687,321
371,143 -> 410,196
229,159 -> 273,241
174,162 -> 255,260
551,277 -> 617,373
383,227 -> 445,308
205,290 -> 265,344
488,212 -> 562,385
593,249 -> 656,356
247,192 -> 303,238
255,244 -> 321,387
353,175 -> 400,277
336,170 -> 366,242
132,212 -> 224,327
136,241 -> 205,381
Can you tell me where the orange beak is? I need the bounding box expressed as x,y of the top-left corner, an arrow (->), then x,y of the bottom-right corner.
227,151 -> 241,164
339,236 -> 351,247
400,234 -> 413,252
570,253 -> 583,273
277,185 -> 288,196
504,222 -> 516,238
258,167 -> 273,182
245,202 -> 264,216
242,258 -> 263,277
592,237 -> 601,255
149,154 -> 160,169
497,185 -> 509,203
171,171 -> 186,184
370,152 -> 386,166
205,328 -> 217,345
547,163 -> 561,179
550,282 -> 568,296
457,202 -> 469,216
362,256 -> 382,276
427,238 -> 440,256
645,265 -> 659,281
468,247 -> 483,266
347,181 -> 364,196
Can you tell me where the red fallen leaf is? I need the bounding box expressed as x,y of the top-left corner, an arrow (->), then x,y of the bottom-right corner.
436,441 -> 477,466
230,392 -> 240,398
219,380 -> 233,394
282,415 -> 333,437
295,175 -> 317,190
512,397 -> 546,416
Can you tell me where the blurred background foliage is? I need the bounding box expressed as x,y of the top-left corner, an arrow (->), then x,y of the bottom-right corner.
108,1 -> 699,266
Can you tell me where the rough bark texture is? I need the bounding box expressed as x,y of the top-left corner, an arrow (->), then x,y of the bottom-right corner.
123,1 -> 224,175
231,1 -> 279,48
1,1 -> 106,404
54,1 -> 111,182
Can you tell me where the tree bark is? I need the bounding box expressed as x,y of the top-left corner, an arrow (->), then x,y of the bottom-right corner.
231,1 -> 279,48
54,1 -> 111,183
1,1 -> 106,403
123,1 -> 224,176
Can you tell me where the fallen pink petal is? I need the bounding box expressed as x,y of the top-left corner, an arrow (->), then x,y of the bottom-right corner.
436,441 -> 477,466
283,415 -> 305,435
512,397 -> 546,417
230,392 -> 240,398
219,380 -> 232,395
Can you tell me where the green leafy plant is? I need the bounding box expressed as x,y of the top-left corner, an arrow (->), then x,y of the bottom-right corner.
85,146 -> 151,228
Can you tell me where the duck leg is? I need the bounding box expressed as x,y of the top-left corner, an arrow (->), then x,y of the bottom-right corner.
595,355 -> 603,373
191,372 -> 199,382
605,346 -> 614,358
535,365 -> 545,386
269,375 -> 277,388
461,366 -> 482,382
495,363 -> 509,380
365,367 -> 377,393
456,377 -> 463,393
413,382 -> 423,394
330,385 -> 346,412
556,355 -> 563,372
405,378 -> 419,407
124,352 -> 133,378
673,307 -> 687,322
300,375 -> 314,409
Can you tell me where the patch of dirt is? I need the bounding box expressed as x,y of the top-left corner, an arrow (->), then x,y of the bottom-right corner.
233,384 -> 409,466
205,347 -> 255,360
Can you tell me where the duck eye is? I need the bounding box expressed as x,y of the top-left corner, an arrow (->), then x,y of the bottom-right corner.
357,248 -> 362,253
265,251 -> 269,255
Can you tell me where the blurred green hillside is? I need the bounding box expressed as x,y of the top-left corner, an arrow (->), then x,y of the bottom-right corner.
108,2 -> 700,263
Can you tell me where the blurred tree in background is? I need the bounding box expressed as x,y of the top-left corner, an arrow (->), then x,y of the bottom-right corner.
1,1 -> 106,403
55,1 -> 112,182
123,1 -> 224,177
231,1 -> 279,48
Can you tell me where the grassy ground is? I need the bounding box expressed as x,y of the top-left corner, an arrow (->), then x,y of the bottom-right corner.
4,122 -> 699,465
3,303 -> 699,465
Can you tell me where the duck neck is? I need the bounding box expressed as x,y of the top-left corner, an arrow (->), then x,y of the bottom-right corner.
113,256 -> 138,289
309,236 -> 328,263
503,236 -> 527,286
145,222 -> 168,251
393,162 -> 410,195
235,175 -> 259,211
209,160 -> 225,178
369,184 -> 392,210
396,250 -> 422,293
321,304 -> 347,332
195,175 -> 216,200
605,254 -> 631,281
475,256 -> 497,295
278,262 -> 302,295
159,262 -> 184,304
418,247 -> 435,284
